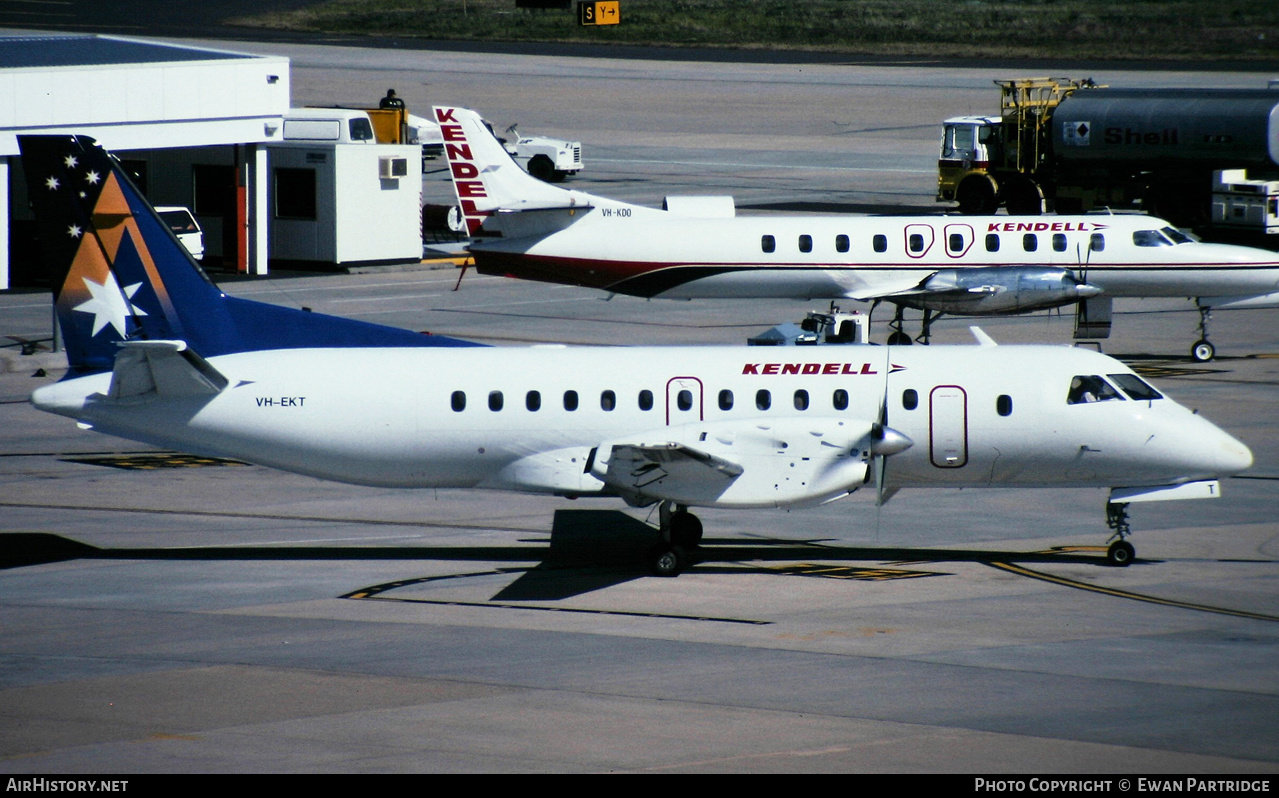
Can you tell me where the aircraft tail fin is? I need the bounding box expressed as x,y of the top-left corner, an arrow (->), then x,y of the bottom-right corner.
433,106 -> 595,235
18,135 -> 480,375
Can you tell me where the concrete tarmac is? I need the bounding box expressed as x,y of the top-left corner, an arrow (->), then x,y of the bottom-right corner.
1,35 -> 1277,774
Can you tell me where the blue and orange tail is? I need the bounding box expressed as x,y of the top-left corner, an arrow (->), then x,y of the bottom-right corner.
18,135 -> 480,375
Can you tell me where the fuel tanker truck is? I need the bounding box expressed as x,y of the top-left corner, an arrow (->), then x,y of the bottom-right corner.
937,78 -> 1279,235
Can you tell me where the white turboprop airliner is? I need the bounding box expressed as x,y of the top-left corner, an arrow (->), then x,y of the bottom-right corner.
19,135 -> 1253,575
437,106 -> 1279,362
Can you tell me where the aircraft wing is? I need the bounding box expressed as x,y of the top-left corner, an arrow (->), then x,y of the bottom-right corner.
108,340 -> 228,400
604,442 -> 745,494
593,418 -> 877,509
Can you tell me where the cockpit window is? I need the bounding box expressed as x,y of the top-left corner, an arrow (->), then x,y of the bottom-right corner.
1162,226 -> 1195,244
1108,373 -> 1164,401
1133,229 -> 1173,247
1067,375 -> 1123,404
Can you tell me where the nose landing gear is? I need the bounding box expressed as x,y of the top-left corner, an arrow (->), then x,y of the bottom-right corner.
1105,501 -> 1135,567
1191,305 -> 1216,363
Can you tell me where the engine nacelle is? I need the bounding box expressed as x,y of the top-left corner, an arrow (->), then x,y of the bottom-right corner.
900,267 -> 1102,315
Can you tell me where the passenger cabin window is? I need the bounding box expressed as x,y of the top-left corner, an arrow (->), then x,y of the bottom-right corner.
601,390 -> 616,411
909,233 -> 926,253
985,233 -> 1000,252
563,390 -> 578,411
902,389 -> 918,410
799,234 -> 813,253
1022,233 -> 1038,252
718,389 -> 734,411
1108,373 -> 1164,401
1052,233 -> 1067,252
1067,375 -> 1123,404
1090,233 -> 1106,252
526,390 -> 541,411
1133,229 -> 1173,247
489,391 -> 504,411
677,390 -> 693,411
451,391 -> 466,412
833,389 -> 849,411
948,233 -> 964,253
835,234 -> 850,253
873,234 -> 888,253
756,389 -> 772,411
997,394 -> 1013,416
794,389 -> 809,411
638,390 -> 653,411
761,235 -> 776,253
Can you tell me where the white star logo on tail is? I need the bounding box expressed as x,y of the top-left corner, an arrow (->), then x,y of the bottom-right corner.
73,272 -> 147,338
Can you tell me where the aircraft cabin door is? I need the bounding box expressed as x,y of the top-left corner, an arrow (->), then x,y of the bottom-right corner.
666,377 -> 704,426
929,385 -> 968,468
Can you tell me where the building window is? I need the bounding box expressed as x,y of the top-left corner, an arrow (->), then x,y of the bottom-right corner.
274,168 -> 317,220
193,164 -> 235,216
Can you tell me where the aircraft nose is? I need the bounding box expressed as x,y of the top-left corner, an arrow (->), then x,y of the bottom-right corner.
1215,432 -> 1254,476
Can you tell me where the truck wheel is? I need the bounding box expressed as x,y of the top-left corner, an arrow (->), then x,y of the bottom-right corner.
527,155 -> 555,183
1004,178 -> 1044,215
956,176 -> 998,215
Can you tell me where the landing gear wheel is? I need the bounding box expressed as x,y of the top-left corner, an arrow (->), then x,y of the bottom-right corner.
1107,540 -> 1135,567
669,510 -> 703,547
1191,339 -> 1215,363
887,331 -> 913,345
526,155 -> 555,183
648,542 -> 687,577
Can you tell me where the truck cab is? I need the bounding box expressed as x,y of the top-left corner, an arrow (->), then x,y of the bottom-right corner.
937,116 -> 1003,214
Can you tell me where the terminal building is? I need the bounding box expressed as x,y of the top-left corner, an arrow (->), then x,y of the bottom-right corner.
1,33 -> 423,291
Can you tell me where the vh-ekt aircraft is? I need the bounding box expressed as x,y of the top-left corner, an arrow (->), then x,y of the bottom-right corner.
20,134 -> 1253,575
437,106 -> 1279,363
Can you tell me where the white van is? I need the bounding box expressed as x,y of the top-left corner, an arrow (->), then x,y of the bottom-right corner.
154,206 -> 203,260
282,108 -> 376,144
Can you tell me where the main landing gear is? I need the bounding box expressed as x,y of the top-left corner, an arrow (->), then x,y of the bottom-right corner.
884,305 -> 940,346
1105,501 -> 1136,567
648,501 -> 703,577
1191,305 -> 1216,363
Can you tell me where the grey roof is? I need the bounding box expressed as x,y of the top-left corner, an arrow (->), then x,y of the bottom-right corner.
0,34 -> 254,69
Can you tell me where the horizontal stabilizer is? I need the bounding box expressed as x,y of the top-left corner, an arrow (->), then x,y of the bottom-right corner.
108,340 -> 227,400
1110,480 -> 1221,503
